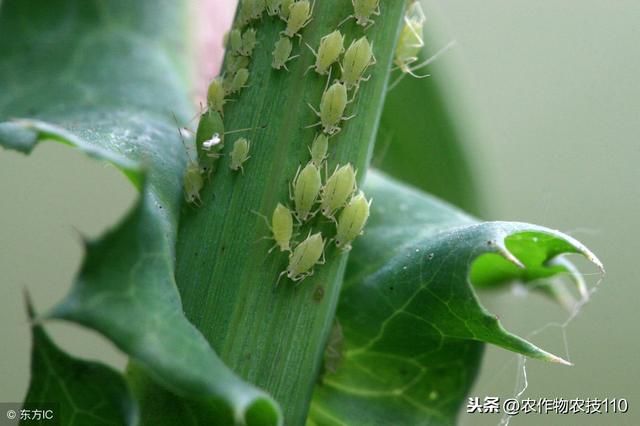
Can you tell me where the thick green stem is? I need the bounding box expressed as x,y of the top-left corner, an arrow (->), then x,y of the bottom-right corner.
176,2 -> 406,424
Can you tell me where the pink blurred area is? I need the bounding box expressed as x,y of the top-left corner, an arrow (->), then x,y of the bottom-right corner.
192,0 -> 238,103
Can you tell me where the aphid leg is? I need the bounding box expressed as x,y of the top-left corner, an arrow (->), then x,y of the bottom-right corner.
307,102 -> 321,117
337,14 -> 354,28
275,270 -> 288,288
305,104 -> 322,129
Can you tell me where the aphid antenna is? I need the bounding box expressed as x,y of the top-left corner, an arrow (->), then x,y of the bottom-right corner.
388,40 -> 457,92
172,112 -> 198,161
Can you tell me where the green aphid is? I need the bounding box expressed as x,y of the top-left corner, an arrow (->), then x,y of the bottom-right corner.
394,1 -> 425,76
229,137 -> 251,173
272,37 -> 298,70
308,80 -> 353,135
195,109 -> 225,176
341,36 -> 376,90
225,51 -> 250,75
240,28 -> 257,57
183,161 -> 204,205
279,0 -> 294,20
320,164 -> 357,219
250,0 -> 267,19
228,28 -> 243,54
306,30 -> 344,75
207,77 -> 226,115
177,128 -> 204,205
335,191 -> 371,251
309,133 -> 328,167
266,0 -> 283,16
282,0 -> 313,39
278,231 -> 325,284
339,0 -> 380,29
256,203 -> 294,253
291,162 -> 322,222
226,68 -> 250,95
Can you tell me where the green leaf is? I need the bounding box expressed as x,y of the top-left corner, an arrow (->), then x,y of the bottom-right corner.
23,297 -> 138,426
375,16 -> 482,215
309,172 -> 602,425
0,1 -> 281,423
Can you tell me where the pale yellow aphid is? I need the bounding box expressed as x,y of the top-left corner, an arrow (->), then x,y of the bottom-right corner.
255,203 -> 294,253
278,232 -> 325,284
335,191 -> 371,251
320,164 -> 357,219
225,52 -> 250,75
282,0 -> 313,39
306,30 -> 345,75
307,80 -> 354,135
239,0 -> 265,23
226,68 -> 250,95
266,0 -> 282,16
309,133 -> 329,167
176,127 -> 204,205
229,138 -> 251,173
228,28 -> 243,54
341,36 -> 376,90
207,77 -> 226,115
272,37 -> 299,70
184,161 -> 204,205
279,0 -> 294,19
251,0 -> 267,19
394,1 -> 426,77
238,0 -> 254,26
291,162 -> 322,222
240,28 -> 258,57
339,0 -> 380,28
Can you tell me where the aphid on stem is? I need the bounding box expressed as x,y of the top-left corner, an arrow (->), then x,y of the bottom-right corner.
254,203 -> 294,253
207,77 -> 226,115
391,0 -> 455,87
282,0 -> 313,41
277,231 -> 325,285
305,30 -> 344,75
309,133 -> 329,167
195,109 -> 255,177
266,0 -> 283,16
334,191 -> 371,251
228,28 -> 243,55
340,36 -> 376,90
229,137 -> 251,173
320,164 -> 357,220
225,68 -> 250,95
174,122 -> 204,206
272,37 -> 299,70
388,39 -> 456,91
240,28 -> 258,57
338,0 -> 380,29
250,0 -> 267,19
307,76 -> 354,135
279,0 -> 294,20
290,162 -> 322,223
224,52 -> 250,75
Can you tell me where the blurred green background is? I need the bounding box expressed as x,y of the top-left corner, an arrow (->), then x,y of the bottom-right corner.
1,1 -> 638,425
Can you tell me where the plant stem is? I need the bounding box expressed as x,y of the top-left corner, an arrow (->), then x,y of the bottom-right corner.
176,2 -> 406,423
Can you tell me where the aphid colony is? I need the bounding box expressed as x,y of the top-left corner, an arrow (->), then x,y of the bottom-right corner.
182,0 -> 384,284
260,161 -> 371,285
259,1 -> 379,284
